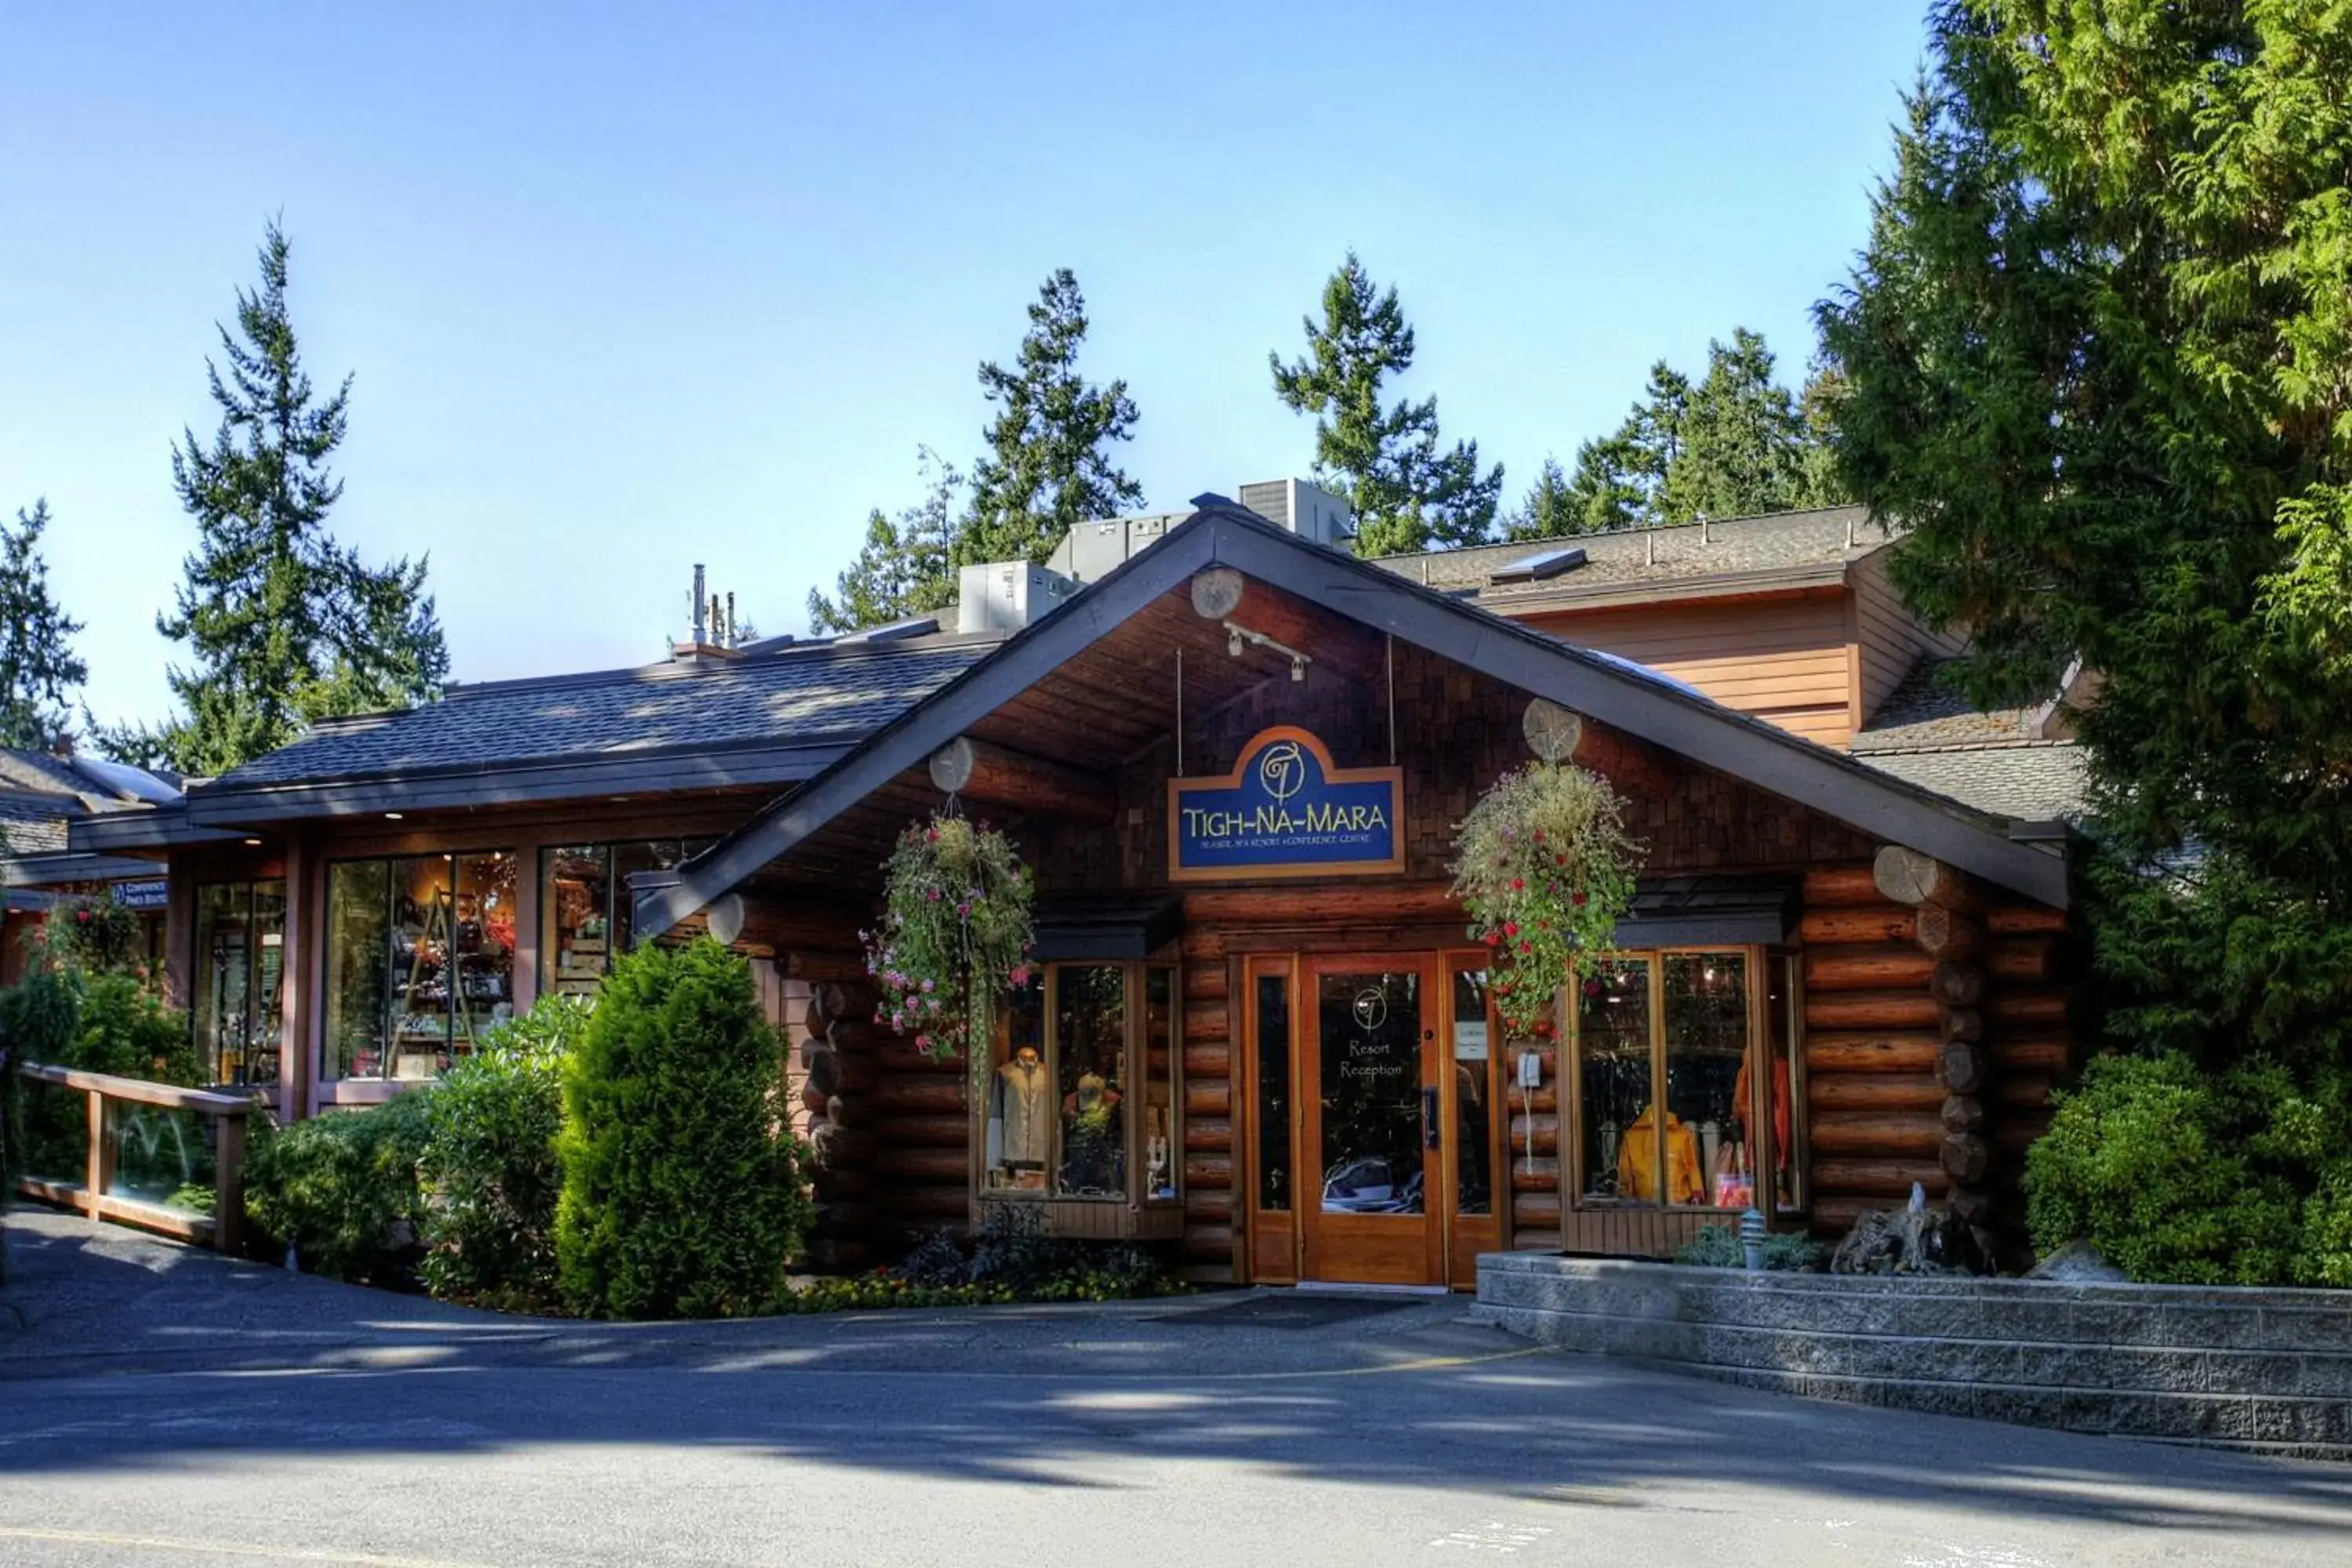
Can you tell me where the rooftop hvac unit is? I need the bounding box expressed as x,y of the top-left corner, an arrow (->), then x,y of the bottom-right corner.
1235,478 -> 1352,549
956,561 -> 1079,634
1047,511 -> 1182,583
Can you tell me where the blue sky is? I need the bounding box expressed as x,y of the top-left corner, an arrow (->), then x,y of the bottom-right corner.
1,2 -> 1927,735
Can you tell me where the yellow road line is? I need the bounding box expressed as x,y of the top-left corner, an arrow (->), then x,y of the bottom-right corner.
0,1526 -> 501,1567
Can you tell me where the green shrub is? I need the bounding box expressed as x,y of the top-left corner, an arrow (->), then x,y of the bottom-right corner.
555,939 -> 811,1319
243,1093 -> 434,1285
2,967 -> 199,1181
887,1207 -> 1178,1302
418,998 -> 586,1310
2024,1053 -> 2319,1285
1673,1222 -> 1825,1272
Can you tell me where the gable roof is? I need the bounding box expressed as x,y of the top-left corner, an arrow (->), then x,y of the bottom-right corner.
1373,505 -> 1888,608
179,636 -> 999,826
635,504 -> 2067,938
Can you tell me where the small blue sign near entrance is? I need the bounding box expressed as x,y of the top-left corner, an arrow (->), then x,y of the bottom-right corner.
1168,726 -> 1405,883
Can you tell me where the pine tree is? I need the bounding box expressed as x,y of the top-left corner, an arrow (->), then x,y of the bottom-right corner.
1271,252 -> 1503,555
0,500 -> 88,751
808,449 -> 963,633
956,270 -> 1143,567
103,220 -> 446,775
1504,458 -> 1596,542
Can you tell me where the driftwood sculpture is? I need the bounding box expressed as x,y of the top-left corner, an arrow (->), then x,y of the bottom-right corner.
1829,1183 -> 1973,1276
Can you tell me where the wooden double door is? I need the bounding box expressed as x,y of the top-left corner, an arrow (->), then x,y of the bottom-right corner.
1247,951 -> 1502,1288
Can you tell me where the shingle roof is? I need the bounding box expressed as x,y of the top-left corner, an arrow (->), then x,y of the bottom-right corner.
209,637 -> 1000,789
1852,658 -> 2043,752
1372,505 -> 1889,601
1858,747 -> 2089,822
1851,659 -> 2087,820
0,797 -> 70,855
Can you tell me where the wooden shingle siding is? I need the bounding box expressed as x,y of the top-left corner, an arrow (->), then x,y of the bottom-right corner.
1519,591 -> 1858,748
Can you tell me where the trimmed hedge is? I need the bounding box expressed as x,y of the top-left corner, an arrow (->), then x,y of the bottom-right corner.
555,939 -> 811,1319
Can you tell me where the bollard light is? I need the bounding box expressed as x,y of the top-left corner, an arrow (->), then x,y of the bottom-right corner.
1740,1207 -> 1767,1272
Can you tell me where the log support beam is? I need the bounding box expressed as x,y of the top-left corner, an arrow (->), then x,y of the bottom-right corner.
929,735 -> 1116,826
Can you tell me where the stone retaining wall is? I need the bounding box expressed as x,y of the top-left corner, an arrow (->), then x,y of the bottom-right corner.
1474,1252 -> 2352,1460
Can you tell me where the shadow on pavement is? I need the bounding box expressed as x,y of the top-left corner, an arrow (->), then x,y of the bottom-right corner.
4,1209 -> 2350,1541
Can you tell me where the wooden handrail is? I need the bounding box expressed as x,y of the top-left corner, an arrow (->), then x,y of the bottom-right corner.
11,1060 -> 255,1253
16,1061 -> 260,1116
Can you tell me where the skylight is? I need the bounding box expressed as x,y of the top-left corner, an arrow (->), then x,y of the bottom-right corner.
1489,546 -> 1588,585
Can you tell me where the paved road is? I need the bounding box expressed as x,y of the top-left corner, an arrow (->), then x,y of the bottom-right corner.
2,1212 -> 2347,1567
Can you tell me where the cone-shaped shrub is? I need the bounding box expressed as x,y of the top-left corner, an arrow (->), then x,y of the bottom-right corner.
555,938 -> 810,1319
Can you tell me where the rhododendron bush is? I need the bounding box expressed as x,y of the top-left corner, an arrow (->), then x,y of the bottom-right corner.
1450,763 -> 1642,1040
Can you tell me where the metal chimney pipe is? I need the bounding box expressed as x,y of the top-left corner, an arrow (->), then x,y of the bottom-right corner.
691,564 -> 707,644
725,592 -> 737,648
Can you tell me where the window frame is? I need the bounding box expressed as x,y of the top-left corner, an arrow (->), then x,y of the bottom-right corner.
537,839 -> 713,998
1565,943 -> 1806,1218
191,877 -> 287,1087
320,848 -> 519,1083
975,957 -> 1182,1210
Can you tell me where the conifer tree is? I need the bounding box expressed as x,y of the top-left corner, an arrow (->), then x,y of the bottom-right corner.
1504,458 -> 1593,541
1817,2 -> 2352,1078
955,270 -> 1143,566
0,500 -> 88,750
103,220 -> 446,775
808,449 -> 963,633
1271,252 -> 1503,555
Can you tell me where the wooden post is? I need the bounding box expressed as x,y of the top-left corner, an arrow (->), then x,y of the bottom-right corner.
213,1112 -> 246,1254
85,1087 -> 111,1214
1872,846 -> 1986,912
927,736 -> 1115,826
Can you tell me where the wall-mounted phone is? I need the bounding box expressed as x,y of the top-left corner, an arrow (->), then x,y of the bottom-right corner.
1516,1049 -> 1544,1090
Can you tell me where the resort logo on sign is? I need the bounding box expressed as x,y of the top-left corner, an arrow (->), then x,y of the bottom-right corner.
1168,726 -> 1404,882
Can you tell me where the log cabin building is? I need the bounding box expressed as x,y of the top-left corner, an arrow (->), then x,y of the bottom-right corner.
70,495 -> 2089,1287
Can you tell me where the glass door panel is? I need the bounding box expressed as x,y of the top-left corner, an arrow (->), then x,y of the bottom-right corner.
1301,959 -> 1442,1285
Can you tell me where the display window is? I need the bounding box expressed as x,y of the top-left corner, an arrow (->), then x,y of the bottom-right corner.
1450,967 -> 1493,1217
539,840 -> 712,998
1570,948 -> 1800,1213
980,960 -> 1181,1216
325,851 -> 518,1080
193,880 -> 286,1085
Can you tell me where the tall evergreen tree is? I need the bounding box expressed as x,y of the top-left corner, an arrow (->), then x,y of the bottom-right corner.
808,448 -> 963,633
1817,2 -> 2352,1076
0,500 -> 88,751
1503,457 -> 1589,541
1525,332 -> 1840,544
103,220 -> 446,775
955,270 -> 1143,566
1271,252 -> 1503,555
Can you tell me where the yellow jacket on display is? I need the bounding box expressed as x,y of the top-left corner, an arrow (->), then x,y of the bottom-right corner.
1617,1105 -> 1705,1205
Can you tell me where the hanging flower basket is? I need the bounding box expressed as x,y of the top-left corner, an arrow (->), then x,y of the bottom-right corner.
1450,762 -> 1643,1040
866,815 -> 1034,1059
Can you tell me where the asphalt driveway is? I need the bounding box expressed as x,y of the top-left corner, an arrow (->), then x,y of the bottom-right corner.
2,1209 -> 2347,1567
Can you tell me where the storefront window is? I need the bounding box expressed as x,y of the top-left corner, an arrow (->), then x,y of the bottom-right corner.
193,880 -> 285,1085
1256,972 -> 1291,1211
1142,967 -> 1176,1201
328,851 -> 517,1080
1763,953 -> 1804,1214
980,961 -> 1179,1217
1572,949 -> 1791,1213
1664,953 -> 1752,1210
985,972 -> 1050,1191
1054,965 -> 1127,1198
1575,956 -> 1655,1206
1450,967 -> 1492,1216
540,840 -> 710,996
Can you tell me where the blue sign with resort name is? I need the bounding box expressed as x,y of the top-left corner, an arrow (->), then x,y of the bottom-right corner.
1168,726 -> 1404,882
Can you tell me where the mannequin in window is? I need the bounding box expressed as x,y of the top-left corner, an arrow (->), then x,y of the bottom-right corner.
1060,1072 -> 1123,1195
993,1044 -> 1052,1187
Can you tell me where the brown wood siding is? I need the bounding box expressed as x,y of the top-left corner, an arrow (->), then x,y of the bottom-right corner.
1513,591 -> 1859,748
1851,553 -> 1965,723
